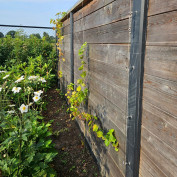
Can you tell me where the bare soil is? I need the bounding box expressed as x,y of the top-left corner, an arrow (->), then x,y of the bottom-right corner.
43,88 -> 101,177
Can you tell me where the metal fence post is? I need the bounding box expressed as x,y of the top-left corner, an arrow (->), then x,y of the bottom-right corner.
70,12 -> 74,84
55,29 -> 60,89
126,0 -> 149,176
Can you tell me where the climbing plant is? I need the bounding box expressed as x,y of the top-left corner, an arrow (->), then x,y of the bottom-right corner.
52,14 -> 119,152
65,42 -> 119,151
50,12 -> 67,78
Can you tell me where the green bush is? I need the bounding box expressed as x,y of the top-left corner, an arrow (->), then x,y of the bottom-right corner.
0,34 -> 56,66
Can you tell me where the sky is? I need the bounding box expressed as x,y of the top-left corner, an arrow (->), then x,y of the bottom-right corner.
0,0 -> 78,27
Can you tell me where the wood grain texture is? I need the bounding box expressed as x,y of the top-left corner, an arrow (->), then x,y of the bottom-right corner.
74,0 -> 130,33
147,11 -> 177,45
141,126 -> 177,169
148,0 -> 177,16
142,101 -> 177,150
144,74 -> 177,99
88,91 -> 126,141
62,24 -> 70,35
139,151 -> 167,177
141,127 -> 177,177
73,0 -> 115,22
76,115 -> 125,177
89,72 -> 127,112
144,46 -> 177,81
83,19 -> 129,44
89,59 -> 128,92
143,86 -> 177,118
89,44 -> 129,69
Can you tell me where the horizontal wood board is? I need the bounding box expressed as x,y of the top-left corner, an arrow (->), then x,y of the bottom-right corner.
140,3 -> 177,177
60,0 -> 131,176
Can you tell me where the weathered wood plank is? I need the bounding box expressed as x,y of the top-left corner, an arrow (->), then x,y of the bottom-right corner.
84,123 -> 125,177
89,73 -> 127,112
144,58 -> 177,82
74,31 -> 84,44
62,24 -> 70,35
76,115 -> 125,177
89,44 -> 129,69
148,0 -> 177,16
83,19 -> 129,44
73,0 -> 115,22
63,34 -> 71,44
88,90 -> 127,175
141,127 -> 177,169
142,101 -> 177,150
141,127 -> 177,177
147,11 -> 177,45
63,17 -> 70,27
74,0 -> 130,33
144,46 -> 177,81
145,46 -> 177,61
144,74 -> 177,98
140,150 -> 167,177
143,86 -> 177,118
89,59 -> 128,91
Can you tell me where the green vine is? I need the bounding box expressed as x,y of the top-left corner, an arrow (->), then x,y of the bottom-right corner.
65,42 -> 119,151
52,13 -> 119,151
50,12 -> 67,78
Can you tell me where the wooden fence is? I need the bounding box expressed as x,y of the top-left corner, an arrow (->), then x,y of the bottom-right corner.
58,0 -> 177,176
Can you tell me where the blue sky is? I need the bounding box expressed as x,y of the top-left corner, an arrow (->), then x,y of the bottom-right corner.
0,0 -> 78,27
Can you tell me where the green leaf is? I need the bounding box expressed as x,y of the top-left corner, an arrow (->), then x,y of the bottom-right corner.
76,86 -> 81,92
92,124 -> 99,132
80,71 -> 86,78
109,134 -> 116,143
22,134 -> 28,141
104,139 -> 110,147
78,65 -> 84,71
108,129 -> 114,134
115,147 -> 119,152
96,131 -> 103,138
81,61 -> 86,64
44,140 -> 52,148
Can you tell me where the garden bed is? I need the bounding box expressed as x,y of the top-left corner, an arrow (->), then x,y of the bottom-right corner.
43,87 -> 101,177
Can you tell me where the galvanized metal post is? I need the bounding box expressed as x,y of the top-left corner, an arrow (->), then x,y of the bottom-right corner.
70,12 -> 74,84
126,0 -> 148,176
56,29 -> 60,89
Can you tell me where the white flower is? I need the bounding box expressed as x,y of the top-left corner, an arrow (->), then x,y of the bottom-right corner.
0,87 -> 2,92
9,105 -> 15,107
3,75 -> 10,79
19,104 -> 28,114
40,77 -> 46,83
7,110 -> 15,114
15,76 -> 24,83
0,71 -> 7,73
33,95 -> 41,102
28,76 -> 39,80
12,87 -> 21,93
34,90 -> 43,96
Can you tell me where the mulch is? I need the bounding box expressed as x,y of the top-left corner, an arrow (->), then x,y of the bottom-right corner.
42,87 -> 101,177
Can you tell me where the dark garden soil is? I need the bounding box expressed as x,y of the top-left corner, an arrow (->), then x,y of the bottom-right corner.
42,87 -> 101,177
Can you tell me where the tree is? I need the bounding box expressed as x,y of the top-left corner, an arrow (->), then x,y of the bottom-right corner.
30,33 -> 41,39
49,36 -> 55,43
43,32 -> 50,41
6,30 -> 16,38
0,32 -> 4,38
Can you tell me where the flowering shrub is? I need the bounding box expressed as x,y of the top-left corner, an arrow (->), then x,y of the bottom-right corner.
0,57 -> 57,176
